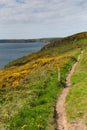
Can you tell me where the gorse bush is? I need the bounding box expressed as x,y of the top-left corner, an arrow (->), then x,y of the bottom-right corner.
0,53 -> 73,88
8,65 -> 74,130
0,32 -> 87,129
0,57 -> 76,129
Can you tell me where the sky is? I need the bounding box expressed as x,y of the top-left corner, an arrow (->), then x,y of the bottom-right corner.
0,0 -> 87,39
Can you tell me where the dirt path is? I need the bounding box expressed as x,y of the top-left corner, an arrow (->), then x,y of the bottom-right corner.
56,51 -> 86,130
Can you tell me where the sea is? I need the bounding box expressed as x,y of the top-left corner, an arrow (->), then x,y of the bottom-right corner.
0,42 -> 47,69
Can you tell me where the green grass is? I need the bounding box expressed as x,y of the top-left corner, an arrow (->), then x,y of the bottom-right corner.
0,58 -> 75,130
8,58 -> 75,130
1,32 -> 87,129
0,70 -> 61,130
66,49 -> 87,124
8,69 -> 66,130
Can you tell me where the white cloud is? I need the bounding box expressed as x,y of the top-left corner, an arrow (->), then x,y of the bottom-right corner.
0,0 -> 87,38
0,0 -> 87,24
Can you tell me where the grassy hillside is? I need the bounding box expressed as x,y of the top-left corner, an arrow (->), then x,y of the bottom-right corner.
42,32 -> 87,50
66,49 -> 87,124
0,32 -> 87,129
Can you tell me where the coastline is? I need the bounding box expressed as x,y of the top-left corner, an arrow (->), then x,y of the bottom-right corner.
0,42 -> 47,70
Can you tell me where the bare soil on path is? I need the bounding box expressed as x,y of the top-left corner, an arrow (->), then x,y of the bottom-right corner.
56,51 -> 86,130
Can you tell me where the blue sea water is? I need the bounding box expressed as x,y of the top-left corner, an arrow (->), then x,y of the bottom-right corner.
0,42 -> 47,69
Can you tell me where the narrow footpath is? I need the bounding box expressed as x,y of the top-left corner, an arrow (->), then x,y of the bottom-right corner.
56,51 -> 85,130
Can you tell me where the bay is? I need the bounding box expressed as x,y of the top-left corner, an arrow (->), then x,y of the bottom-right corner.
0,42 -> 47,69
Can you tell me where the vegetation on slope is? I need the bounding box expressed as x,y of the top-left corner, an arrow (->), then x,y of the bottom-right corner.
0,32 -> 87,129
0,52 -> 73,88
66,49 -> 87,125
0,59 -> 75,129
42,32 -> 87,50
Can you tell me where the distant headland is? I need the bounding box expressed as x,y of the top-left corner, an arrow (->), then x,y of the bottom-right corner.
0,38 -> 59,43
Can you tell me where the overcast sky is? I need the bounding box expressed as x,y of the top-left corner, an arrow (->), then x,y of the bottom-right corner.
0,0 -> 87,39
